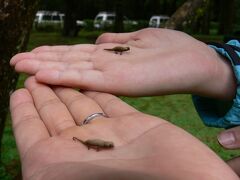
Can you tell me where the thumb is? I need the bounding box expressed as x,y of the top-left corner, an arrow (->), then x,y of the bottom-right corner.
217,126 -> 240,149
95,32 -> 136,44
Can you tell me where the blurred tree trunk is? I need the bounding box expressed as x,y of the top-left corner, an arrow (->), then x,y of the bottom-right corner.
218,0 -> 235,35
165,0 -> 205,30
191,0 -> 211,34
0,0 -> 40,159
63,0 -> 78,37
114,0 -> 124,33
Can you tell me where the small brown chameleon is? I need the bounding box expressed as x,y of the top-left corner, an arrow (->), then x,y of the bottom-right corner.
104,46 -> 130,55
73,137 -> 114,151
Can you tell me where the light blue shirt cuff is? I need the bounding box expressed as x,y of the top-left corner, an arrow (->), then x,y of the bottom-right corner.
193,40 -> 240,128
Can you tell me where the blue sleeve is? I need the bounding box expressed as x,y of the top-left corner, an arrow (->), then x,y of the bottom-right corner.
192,40 -> 240,129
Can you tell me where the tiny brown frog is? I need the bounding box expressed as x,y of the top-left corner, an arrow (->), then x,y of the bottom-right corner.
104,46 -> 130,55
73,137 -> 114,151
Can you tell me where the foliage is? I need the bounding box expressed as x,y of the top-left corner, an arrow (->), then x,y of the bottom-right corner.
83,19 -> 95,31
39,0 -> 65,12
125,20 -> 149,32
235,0 -> 240,32
36,0 -> 239,35
33,23 -> 63,32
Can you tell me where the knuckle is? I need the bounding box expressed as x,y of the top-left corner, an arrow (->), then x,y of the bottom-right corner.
38,98 -> 61,112
66,94 -> 86,108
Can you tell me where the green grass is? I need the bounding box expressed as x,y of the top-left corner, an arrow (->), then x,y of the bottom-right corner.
1,30 -> 239,179
27,30 -> 103,50
122,95 -> 239,160
193,34 -> 224,43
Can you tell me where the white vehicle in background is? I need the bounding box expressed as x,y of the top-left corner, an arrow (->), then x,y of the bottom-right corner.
94,12 -> 115,29
76,20 -> 86,27
94,11 -> 138,29
34,11 -> 65,29
149,15 -> 169,28
34,11 -> 86,31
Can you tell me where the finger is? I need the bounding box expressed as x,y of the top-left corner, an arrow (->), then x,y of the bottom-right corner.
32,44 -> 97,53
54,87 -> 105,125
96,32 -> 137,44
83,91 -> 138,117
24,77 -> 76,135
15,59 -> 93,74
10,52 -> 34,66
227,157 -> 240,177
10,89 -> 49,158
35,69 -> 106,90
217,126 -> 240,149
11,50 -> 91,66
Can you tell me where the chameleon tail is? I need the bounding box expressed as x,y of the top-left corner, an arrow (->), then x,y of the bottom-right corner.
73,137 -> 84,144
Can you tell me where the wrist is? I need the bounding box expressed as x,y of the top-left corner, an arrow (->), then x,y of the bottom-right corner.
153,42 -> 236,99
193,40 -> 240,128
204,46 -> 236,100
191,45 -> 236,100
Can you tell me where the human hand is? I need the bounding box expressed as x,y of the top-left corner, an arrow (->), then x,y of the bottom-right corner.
10,28 -> 235,99
10,77 -> 238,179
218,127 -> 240,177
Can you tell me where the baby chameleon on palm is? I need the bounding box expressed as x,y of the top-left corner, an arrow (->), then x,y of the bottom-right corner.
73,137 -> 114,151
104,46 -> 130,55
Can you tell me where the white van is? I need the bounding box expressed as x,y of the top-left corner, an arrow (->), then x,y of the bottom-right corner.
94,11 -> 138,29
149,15 -> 169,28
34,11 -> 65,29
94,12 -> 115,29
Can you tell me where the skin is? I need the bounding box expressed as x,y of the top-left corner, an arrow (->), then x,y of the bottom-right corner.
10,28 -> 240,176
10,77 -> 238,179
218,126 -> 240,177
10,28 -> 236,99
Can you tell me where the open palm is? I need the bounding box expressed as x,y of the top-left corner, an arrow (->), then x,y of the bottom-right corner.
10,28 -> 220,96
10,77 -> 238,179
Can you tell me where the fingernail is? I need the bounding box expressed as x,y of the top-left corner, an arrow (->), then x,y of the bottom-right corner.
218,132 -> 236,146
